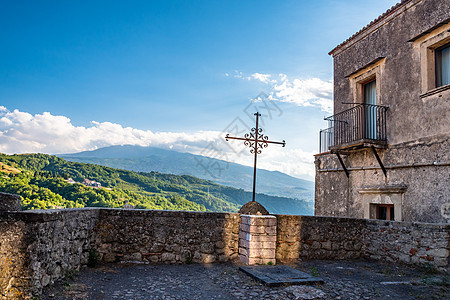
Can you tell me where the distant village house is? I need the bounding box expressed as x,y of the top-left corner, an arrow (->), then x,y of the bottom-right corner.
65,177 -> 102,188
66,178 -> 76,184
82,178 -> 102,188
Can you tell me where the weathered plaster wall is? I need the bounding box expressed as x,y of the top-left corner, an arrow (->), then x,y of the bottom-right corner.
317,0 -> 450,223
332,0 -> 450,144
315,135 -> 450,223
94,209 -> 240,265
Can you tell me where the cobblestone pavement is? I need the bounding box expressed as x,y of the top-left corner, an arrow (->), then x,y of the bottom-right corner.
43,260 -> 449,300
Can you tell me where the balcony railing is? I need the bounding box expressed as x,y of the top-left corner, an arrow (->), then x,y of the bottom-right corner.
319,104 -> 388,153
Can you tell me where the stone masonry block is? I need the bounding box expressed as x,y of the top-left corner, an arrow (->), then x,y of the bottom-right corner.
242,241 -> 276,249
238,247 -> 248,256
239,239 -> 250,248
247,257 -> 276,265
427,248 -> 448,258
240,215 -> 251,224
260,241 -> 276,249
239,223 -> 250,233
248,248 -> 275,259
248,226 -> 266,234
248,257 -> 263,265
239,254 -> 249,265
250,235 -> 277,242
264,226 -> 277,235
248,216 -> 277,227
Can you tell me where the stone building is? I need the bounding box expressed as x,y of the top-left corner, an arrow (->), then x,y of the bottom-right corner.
315,0 -> 450,223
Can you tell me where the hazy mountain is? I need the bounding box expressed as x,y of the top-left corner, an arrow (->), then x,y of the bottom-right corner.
60,145 -> 314,203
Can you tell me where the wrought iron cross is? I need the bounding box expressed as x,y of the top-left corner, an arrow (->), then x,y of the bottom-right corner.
225,112 -> 285,202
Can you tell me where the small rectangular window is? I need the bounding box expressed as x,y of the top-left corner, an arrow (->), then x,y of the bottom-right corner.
436,44 -> 450,87
376,204 -> 394,220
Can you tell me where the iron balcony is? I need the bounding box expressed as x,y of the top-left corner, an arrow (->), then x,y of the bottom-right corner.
319,104 -> 388,153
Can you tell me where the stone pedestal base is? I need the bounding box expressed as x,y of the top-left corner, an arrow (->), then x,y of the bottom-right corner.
239,214 -> 277,265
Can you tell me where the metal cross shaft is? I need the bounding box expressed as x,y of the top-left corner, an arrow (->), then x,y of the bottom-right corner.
225,112 -> 285,202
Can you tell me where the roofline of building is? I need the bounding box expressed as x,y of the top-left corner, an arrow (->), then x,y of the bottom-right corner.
328,0 -> 415,56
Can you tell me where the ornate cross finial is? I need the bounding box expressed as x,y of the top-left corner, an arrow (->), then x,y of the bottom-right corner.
226,112 -> 285,202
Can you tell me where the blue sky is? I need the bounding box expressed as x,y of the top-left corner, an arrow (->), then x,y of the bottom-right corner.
0,0 -> 398,180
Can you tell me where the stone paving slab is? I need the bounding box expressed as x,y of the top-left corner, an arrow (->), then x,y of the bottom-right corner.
42,260 -> 449,300
239,265 -> 324,286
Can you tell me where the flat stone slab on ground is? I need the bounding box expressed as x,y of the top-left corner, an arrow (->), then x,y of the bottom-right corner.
240,265 -> 324,287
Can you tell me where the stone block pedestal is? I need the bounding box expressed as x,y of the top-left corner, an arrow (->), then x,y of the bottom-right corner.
239,214 -> 277,265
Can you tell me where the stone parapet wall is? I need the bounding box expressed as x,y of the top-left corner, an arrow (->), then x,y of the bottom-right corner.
365,220 -> 449,267
276,215 -> 366,263
0,192 -> 21,212
0,215 -> 28,299
276,214 -> 449,269
0,207 -> 449,298
0,209 -> 99,299
95,209 -> 240,265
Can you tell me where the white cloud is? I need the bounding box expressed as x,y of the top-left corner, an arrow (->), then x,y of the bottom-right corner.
0,108 -> 219,155
250,73 -> 275,84
217,138 -> 315,180
234,72 -> 333,113
259,146 -> 315,179
0,107 -> 315,180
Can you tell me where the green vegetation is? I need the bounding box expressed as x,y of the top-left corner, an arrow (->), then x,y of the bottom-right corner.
310,266 -> 319,277
60,145 -> 315,203
0,153 -> 311,213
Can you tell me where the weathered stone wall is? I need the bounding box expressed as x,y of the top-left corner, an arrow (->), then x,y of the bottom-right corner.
276,215 -> 366,263
365,219 -> 449,268
0,208 -> 239,299
0,192 -> 21,212
94,209 -> 240,264
315,135 -> 450,223
0,214 -> 29,299
0,209 -> 99,299
25,209 -> 99,295
0,208 -> 448,298
276,214 -> 449,270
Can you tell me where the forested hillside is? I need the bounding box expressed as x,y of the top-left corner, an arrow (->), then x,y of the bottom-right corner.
60,145 -> 314,202
0,153 -> 313,214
